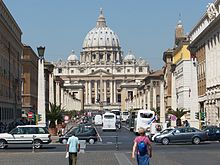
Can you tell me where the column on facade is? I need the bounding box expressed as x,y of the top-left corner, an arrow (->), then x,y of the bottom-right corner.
113,80 -> 117,103
104,80 -> 107,102
94,81 -> 98,103
171,73 -> 177,110
143,91 -> 146,110
134,89 -> 138,109
60,88 -> 64,108
160,81 -> 165,123
138,93 -> 141,109
85,81 -> 88,104
110,80 -> 113,103
147,89 -> 151,109
79,89 -> 83,111
49,73 -> 54,105
88,81 -> 91,104
153,86 -> 156,109
218,33 -> 220,83
55,82 -> 60,105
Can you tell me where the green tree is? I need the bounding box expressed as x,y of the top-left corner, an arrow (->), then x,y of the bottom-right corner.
167,108 -> 189,126
46,103 -> 65,128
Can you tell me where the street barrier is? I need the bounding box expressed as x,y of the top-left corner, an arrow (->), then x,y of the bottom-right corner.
79,140 -> 86,153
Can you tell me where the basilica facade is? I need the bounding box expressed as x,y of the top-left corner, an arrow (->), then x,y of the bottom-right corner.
53,9 -> 150,111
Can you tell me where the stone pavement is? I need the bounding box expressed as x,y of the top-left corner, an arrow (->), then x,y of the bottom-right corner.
0,151 -> 183,165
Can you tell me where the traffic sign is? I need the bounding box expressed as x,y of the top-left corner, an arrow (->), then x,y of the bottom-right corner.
28,112 -> 33,119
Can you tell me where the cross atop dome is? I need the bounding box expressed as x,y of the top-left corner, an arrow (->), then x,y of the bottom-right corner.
96,8 -> 107,27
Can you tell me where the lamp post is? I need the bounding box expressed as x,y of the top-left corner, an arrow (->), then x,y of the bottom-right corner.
37,46 -> 46,126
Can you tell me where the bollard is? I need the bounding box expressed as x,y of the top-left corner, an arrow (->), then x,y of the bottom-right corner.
115,128 -> 119,151
32,135 -> 36,153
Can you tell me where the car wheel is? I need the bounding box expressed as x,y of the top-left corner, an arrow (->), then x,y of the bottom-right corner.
88,138 -> 95,144
192,137 -> 201,145
62,139 -> 68,144
162,138 -> 169,145
34,140 -> 42,149
0,140 -> 7,149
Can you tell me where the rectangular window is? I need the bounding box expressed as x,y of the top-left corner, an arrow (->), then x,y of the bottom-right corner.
139,67 -> 143,72
58,68 -> 62,73
117,94 -> 121,103
127,69 -> 130,73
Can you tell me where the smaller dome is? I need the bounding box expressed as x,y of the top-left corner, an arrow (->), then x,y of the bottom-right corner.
67,51 -> 78,61
124,50 -> 136,61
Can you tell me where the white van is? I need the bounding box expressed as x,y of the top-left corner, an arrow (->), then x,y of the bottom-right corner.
94,115 -> 102,125
133,109 -> 155,134
102,112 -> 116,131
121,111 -> 129,122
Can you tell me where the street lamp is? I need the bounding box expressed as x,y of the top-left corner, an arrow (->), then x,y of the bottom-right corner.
37,46 -> 46,126
37,46 -> 45,59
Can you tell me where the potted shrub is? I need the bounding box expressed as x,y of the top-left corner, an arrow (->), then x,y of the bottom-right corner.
167,108 -> 189,126
46,103 -> 64,135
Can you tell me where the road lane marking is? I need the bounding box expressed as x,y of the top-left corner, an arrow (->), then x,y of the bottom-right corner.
94,126 -> 102,142
122,125 -> 130,131
114,153 -> 133,165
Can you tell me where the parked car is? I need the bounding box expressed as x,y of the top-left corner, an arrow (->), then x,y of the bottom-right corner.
0,125 -> 51,149
59,125 -> 98,144
154,127 -> 208,145
203,126 -> 220,142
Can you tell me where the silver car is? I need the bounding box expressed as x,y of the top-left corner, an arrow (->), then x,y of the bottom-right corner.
154,127 -> 208,145
0,125 -> 51,149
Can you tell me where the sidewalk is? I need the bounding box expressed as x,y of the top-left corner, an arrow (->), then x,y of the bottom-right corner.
0,151 -> 181,165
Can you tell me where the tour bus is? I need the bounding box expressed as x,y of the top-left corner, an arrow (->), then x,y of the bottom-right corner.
102,112 -> 116,131
121,111 -> 129,122
133,109 -> 155,134
94,114 -> 102,125
111,109 -> 121,128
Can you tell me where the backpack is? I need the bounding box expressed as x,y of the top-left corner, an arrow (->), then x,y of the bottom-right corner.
137,140 -> 147,156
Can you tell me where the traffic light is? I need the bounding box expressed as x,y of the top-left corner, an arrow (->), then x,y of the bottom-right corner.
38,114 -> 42,121
195,112 -> 199,120
200,112 -> 205,121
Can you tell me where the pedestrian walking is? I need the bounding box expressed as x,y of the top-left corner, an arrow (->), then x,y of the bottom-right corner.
66,134 -> 80,165
132,127 -> 152,165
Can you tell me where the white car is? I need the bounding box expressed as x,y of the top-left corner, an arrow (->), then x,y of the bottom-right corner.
0,125 -> 51,149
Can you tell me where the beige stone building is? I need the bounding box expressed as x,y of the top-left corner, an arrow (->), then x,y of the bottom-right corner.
53,9 -> 150,112
0,1 -> 23,123
188,1 -> 220,126
21,45 -> 38,116
163,49 -> 173,112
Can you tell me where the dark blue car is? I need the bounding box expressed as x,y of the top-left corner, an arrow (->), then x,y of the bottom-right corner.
203,126 -> 220,142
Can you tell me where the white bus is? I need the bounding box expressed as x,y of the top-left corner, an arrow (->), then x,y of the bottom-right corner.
133,109 -> 155,134
94,115 -> 102,125
111,109 -> 121,128
121,111 -> 129,122
102,112 -> 116,131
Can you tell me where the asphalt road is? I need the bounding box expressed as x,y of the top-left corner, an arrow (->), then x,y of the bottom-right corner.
0,123 -> 220,165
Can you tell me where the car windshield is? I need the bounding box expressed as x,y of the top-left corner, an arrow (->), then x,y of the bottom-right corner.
140,113 -> 153,118
104,115 -> 115,119
112,111 -> 120,116
123,112 -> 129,115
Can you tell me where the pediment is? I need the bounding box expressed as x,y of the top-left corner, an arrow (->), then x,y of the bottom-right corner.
88,69 -> 112,76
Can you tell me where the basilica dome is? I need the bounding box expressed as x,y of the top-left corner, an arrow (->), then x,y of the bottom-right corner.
82,9 -> 120,49
67,51 -> 78,61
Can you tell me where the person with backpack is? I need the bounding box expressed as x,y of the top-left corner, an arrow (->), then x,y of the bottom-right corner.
132,127 -> 152,165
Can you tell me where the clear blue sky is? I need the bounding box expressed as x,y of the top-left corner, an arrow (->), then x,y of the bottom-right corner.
4,0 -> 211,70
